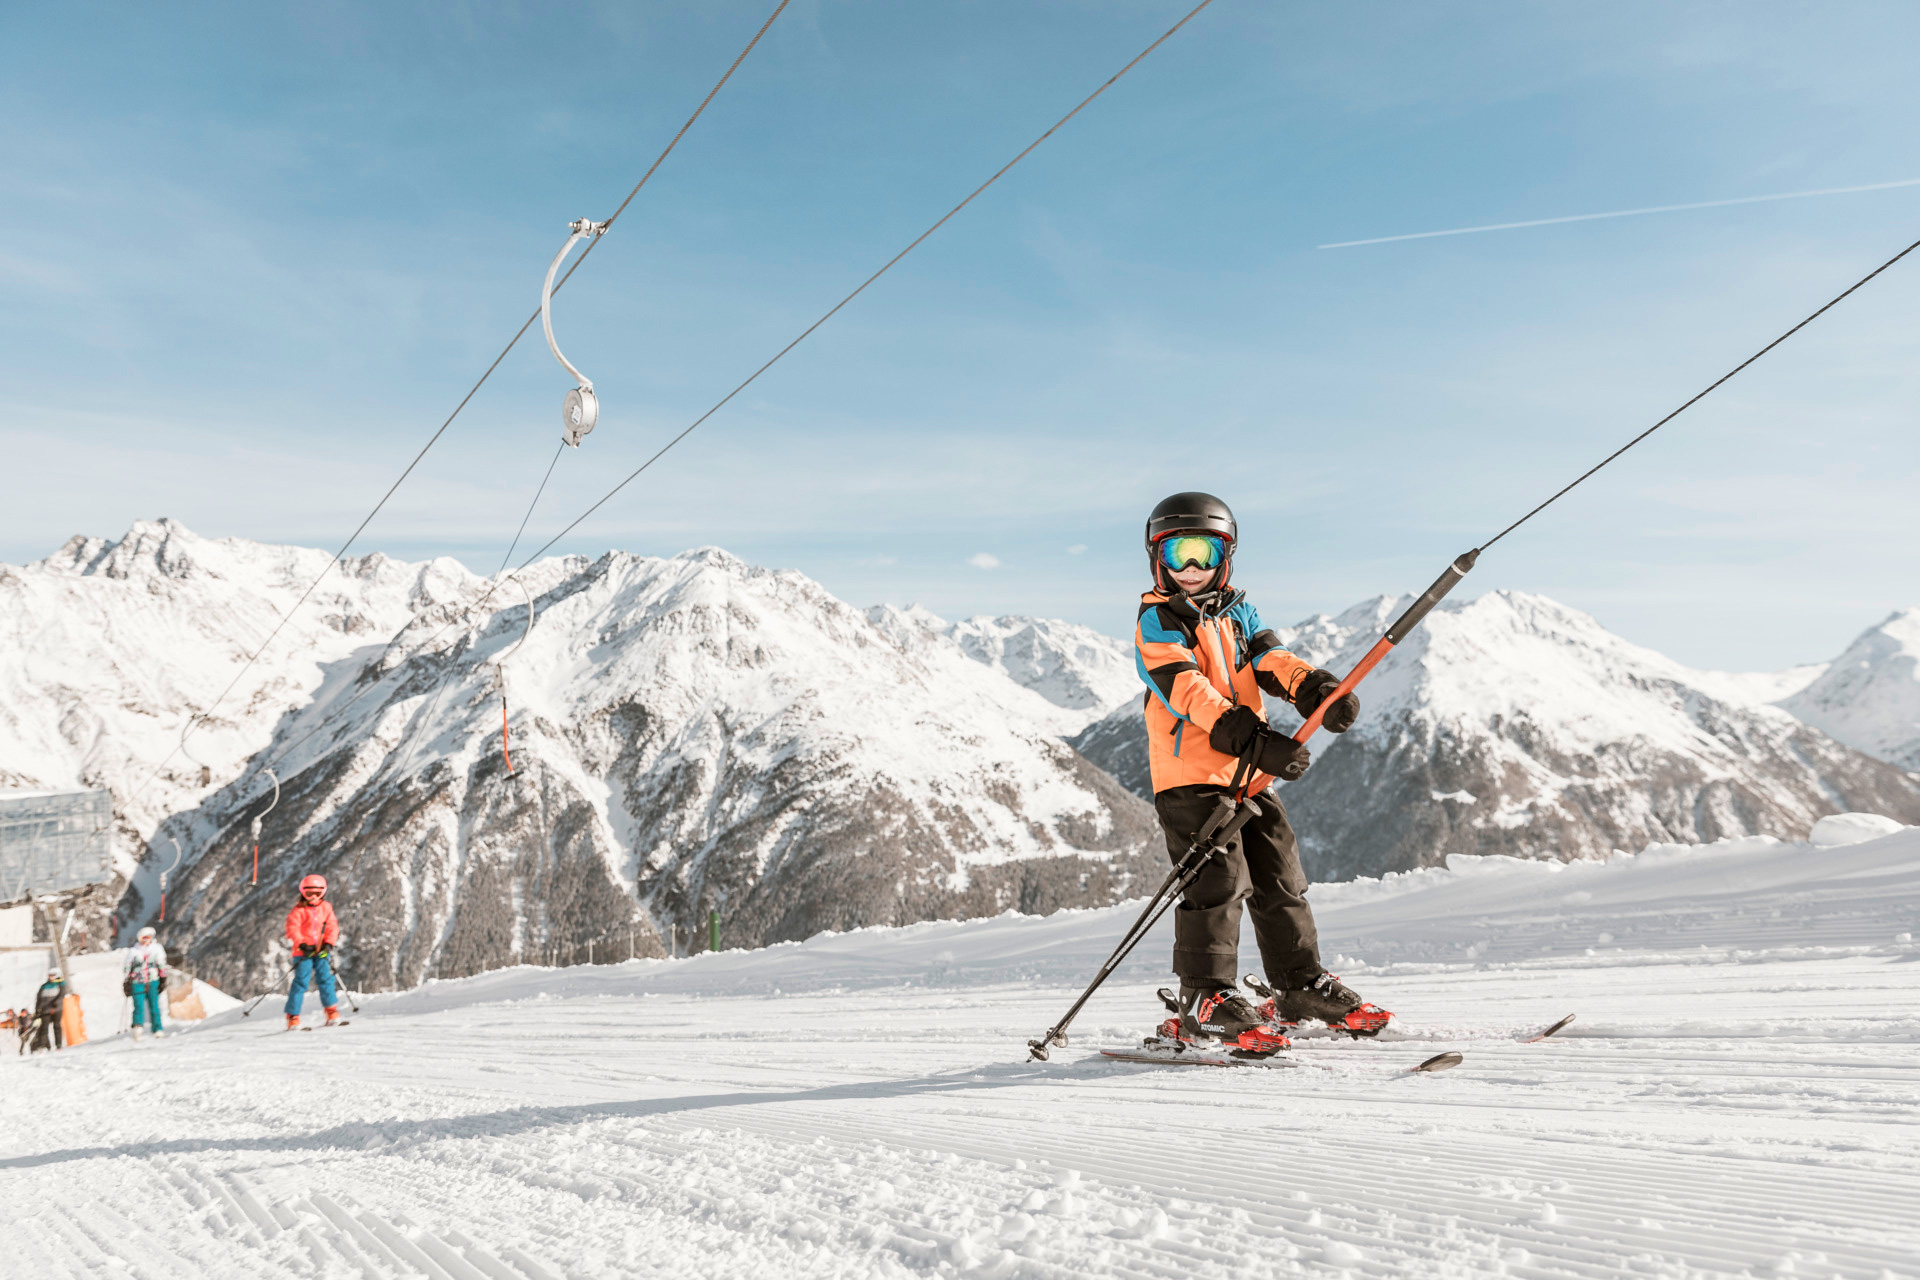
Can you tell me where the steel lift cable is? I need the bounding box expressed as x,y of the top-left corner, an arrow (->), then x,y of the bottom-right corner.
1478,233 -> 1920,553
137,0 -> 792,813
511,0 -> 1221,571
1279,231 -> 1920,758
499,441 -> 567,576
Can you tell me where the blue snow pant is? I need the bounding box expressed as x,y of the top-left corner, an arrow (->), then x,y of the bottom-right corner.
130,979 -> 164,1032
286,955 -> 337,1016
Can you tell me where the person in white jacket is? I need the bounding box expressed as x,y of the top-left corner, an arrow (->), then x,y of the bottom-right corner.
124,926 -> 168,1039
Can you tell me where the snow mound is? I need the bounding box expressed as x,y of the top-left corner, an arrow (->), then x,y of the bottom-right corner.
1808,811 -> 1907,847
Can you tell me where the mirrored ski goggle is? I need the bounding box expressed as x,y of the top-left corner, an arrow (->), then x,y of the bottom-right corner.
1156,533 -> 1227,572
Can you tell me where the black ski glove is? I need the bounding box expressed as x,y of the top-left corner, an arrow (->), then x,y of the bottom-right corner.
1210,705 -> 1313,780
1207,705 -> 1265,759
122,979 -> 132,997
1255,730 -> 1312,781
1292,668 -> 1359,733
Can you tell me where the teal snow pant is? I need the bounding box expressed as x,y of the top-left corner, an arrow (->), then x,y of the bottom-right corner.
130,979 -> 164,1032
286,955 -> 337,1016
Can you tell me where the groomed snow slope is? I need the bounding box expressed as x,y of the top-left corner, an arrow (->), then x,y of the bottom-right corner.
4,824 -> 1917,1278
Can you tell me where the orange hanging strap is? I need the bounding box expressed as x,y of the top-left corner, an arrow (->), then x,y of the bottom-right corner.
500,681 -> 515,776
493,576 -> 534,778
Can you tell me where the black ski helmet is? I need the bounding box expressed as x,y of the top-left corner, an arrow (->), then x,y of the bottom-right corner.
1145,492 -> 1236,593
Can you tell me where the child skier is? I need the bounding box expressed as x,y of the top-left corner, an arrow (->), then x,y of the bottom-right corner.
123,925 -> 168,1039
1135,492 -> 1387,1042
284,874 -> 343,1029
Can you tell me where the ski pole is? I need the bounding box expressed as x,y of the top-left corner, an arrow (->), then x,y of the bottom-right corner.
241,966 -> 294,1017
334,962 -> 360,1014
1027,788 -> 1262,1061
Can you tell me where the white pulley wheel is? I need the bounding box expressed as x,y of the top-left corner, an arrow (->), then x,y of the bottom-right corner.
563,387 -> 598,446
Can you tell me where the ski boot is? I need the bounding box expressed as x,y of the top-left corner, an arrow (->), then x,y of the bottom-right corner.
286,1013 -> 301,1031
1147,986 -> 1291,1059
1246,972 -> 1392,1037
324,1006 -> 342,1027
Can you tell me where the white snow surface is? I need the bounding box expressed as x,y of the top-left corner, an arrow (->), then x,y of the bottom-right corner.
1782,607 -> 1920,769
6,824 -> 1918,1278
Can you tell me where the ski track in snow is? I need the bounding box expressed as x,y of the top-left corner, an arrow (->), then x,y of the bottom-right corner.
5,830 -> 1918,1278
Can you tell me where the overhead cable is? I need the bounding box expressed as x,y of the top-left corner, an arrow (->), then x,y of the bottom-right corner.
1479,234 -> 1920,551
513,0 -> 1218,569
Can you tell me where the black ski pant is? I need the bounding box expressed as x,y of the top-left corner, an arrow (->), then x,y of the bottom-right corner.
28,1014 -> 61,1052
1154,783 -> 1321,989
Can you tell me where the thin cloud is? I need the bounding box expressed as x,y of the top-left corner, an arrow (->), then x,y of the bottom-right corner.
1319,178 -> 1920,249
967,552 -> 1000,570
1067,544 -> 1087,555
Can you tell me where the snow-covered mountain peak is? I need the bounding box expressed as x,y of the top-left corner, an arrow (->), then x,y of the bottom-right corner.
0,520 -> 496,853
943,614 -> 1135,714
1782,607 -> 1920,769
861,604 -> 1134,725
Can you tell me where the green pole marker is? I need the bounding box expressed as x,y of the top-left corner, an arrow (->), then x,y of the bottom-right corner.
708,909 -> 720,953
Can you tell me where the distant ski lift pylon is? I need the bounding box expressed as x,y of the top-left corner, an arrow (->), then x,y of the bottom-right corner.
542,217 -> 608,447
180,713 -> 212,787
159,835 -> 181,923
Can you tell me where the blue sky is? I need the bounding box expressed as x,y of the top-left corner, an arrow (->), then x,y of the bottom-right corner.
4,1 -> 1917,669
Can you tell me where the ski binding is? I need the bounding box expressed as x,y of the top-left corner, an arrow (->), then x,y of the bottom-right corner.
1243,973 -> 1394,1037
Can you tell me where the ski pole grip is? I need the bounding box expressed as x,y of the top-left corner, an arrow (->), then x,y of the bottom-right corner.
1213,798 -> 1261,846
1188,794 -> 1237,852
1385,549 -> 1478,644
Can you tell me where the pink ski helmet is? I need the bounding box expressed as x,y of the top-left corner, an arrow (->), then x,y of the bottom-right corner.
299,874 -> 327,897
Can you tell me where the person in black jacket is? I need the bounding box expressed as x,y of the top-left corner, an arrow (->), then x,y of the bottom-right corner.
27,970 -> 65,1053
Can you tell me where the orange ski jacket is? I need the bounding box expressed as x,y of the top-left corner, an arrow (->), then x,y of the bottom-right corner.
285,900 -> 340,949
1135,589 -> 1316,793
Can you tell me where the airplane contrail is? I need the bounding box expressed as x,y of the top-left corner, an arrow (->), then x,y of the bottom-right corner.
1318,178 -> 1920,249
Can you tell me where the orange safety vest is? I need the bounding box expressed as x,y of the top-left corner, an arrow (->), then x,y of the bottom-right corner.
1134,588 -> 1314,794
